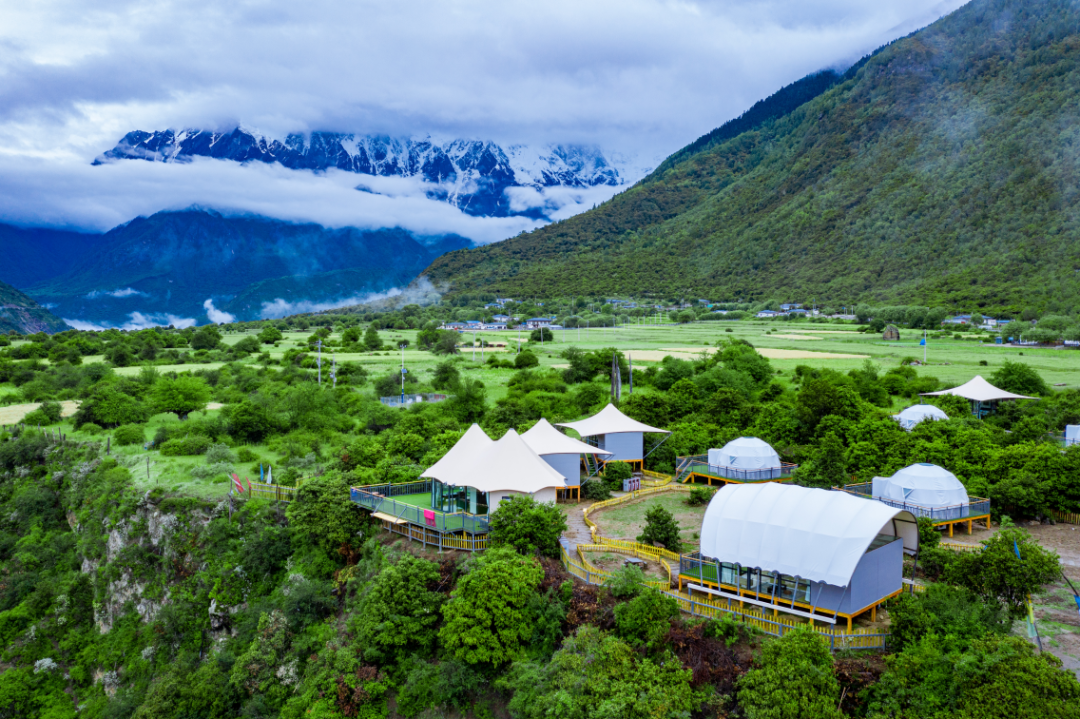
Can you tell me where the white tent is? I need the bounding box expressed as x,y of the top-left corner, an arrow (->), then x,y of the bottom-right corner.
422,428 -> 566,509
522,419 -> 611,487
922,375 -> 1035,402
699,483 -> 918,588
871,463 -> 969,508
707,437 -> 781,470
557,403 -> 668,438
521,418 -> 613,457
420,424 -> 492,482
894,404 -> 949,430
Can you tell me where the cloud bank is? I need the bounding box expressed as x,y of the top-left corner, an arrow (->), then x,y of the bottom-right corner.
0,0 -> 968,238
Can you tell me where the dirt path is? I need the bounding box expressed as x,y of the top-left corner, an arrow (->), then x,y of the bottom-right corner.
0,400 -> 80,425
558,499 -> 598,549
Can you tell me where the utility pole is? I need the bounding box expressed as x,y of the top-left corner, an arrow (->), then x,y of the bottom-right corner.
330,353 -> 338,388
400,343 -> 407,404
316,339 -> 323,385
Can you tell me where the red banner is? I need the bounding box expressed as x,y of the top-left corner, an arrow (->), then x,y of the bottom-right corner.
232,473 -> 244,493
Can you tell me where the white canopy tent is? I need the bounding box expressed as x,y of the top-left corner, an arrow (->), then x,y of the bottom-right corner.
707,437 -> 781,470
558,403 -> 668,437
893,404 -> 949,431
422,428 -> 566,511
922,375 -> 1035,402
420,424 -> 492,482
699,483 -> 918,588
872,464 -> 969,508
521,419 -> 611,487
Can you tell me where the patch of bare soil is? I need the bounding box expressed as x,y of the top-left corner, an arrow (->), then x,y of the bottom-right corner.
583,551 -> 669,583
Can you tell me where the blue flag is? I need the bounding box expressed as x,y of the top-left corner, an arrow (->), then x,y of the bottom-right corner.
920,337 -> 926,346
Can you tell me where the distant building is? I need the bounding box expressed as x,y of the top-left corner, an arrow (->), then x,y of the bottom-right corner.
942,314 -> 972,325
483,322 -> 507,330
780,303 -> 803,311
756,310 -> 783,318
441,321 -> 469,330
493,314 -> 510,322
525,317 -> 553,329
379,393 -> 449,407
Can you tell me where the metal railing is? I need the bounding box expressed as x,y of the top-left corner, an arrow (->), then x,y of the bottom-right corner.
380,519 -> 488,551
677,455 -> 797,482
561,542 -> 888,650
248,480 -> 301,502
835,482 -> 990,522
350,481 -> 490,534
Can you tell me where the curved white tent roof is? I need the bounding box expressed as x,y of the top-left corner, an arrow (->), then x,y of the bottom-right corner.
922,375 -> 1035,402
873,463 -> 969,508
422,428 -> 567,494
521,418 -> 612,457
557,403 -> 669,438
699,483 -> 917,587
420,424 -> 492,482
707,437 -> 781,470
894,404 -> 949,430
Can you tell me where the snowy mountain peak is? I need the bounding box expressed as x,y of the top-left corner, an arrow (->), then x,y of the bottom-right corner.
95,128 -> 633,218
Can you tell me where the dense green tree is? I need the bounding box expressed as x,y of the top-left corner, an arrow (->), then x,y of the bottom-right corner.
990,361 -> 1050,397
363,324 -> 383,351
354,554 -> 445,665
737,627 -> 844,719
149,374 -> 212,419
488,495 -> 568,558
636,505 -> 682,552
257,326 -> 283,344
944,526 -> 1060,618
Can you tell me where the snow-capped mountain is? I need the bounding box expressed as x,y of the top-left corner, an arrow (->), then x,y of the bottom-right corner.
95,129 -> 629,218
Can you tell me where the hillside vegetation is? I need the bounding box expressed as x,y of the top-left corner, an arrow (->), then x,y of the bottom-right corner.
425,0 -> 1080,316
0,280 -> 68,335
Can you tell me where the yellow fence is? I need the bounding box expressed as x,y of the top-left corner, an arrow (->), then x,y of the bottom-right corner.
939,540 -> 982,553
381,520 -> 488,551
640,469 -> 674,488
582,483 -> 694,546
561,546 -> 889,650
248,480 -> 300,502
1051,509 -> 1080,525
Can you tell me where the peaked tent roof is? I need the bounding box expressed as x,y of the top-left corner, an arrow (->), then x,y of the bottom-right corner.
557,403 -> 669,438
420,424 -> 492,481
521,418 -> 613,457
699,483 -> 918,588
422,428 -> 568,494
921,375 -> 1036,402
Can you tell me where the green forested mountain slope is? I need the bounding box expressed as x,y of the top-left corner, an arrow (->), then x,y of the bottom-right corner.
425,0 -> 1080,315
0,280 -> 68,334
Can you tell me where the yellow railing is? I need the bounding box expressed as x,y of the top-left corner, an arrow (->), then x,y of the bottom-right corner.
561,546 -> 889,650
248,480 -> 301,502
575,543 -> 671,590
1051,509 -> 1080,525
582,483 -> 693,544
939,540 -> 982,553
640,469 -> 674,488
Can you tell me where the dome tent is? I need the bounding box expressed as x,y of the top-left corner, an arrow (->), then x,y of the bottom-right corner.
894,404 -> 948,431
872,463 -> 969,509
707,437 -> 781,470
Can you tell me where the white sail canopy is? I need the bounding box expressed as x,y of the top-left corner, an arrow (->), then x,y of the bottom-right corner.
872,463 -> 969,508
558,403 -> 669,438
699,483 -> 918,587
420,424 -> 492,481
422,427 -> 566,494
894,404 -> 949,430
521,418 -> 612,457
922,375 -> 1035,402
707,437 -> 781,470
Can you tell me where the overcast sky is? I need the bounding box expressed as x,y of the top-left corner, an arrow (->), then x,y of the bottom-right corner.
0,0 -> 968,237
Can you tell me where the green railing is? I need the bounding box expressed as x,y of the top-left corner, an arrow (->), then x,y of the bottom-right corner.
350,481 -> 489,534
835,482 -> 990,522
677,455 -> 797,482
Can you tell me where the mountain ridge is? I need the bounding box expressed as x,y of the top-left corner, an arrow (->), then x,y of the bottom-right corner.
0,280 -> 68,334
95,130 -> 628,219
423,0 -> 1080,316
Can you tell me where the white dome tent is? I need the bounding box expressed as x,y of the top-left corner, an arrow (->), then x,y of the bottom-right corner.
705,437 -> 784,481
871,464 -> 970,520
893,404 -> 948,431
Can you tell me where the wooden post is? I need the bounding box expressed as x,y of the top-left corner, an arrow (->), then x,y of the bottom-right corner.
847,615 -> 852,631
949,522 -> 954,538
871,605 -> 877,622
967,519 -> 973,534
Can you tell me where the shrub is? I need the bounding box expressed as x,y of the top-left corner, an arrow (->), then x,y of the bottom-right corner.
488,495 -> 568,558
160,434 -> 213,456
37,401 -> 63,423
603,460 -> 633,483
205,443 -> 238,464
686,486 -> 716,506
613,588 -> 680,647
888,584 -> 1009,651
636,505 -> 682,552
81,423 -> 103,436
580,479 -> 611,500
606,564 -> 645,599
514,351 -> 540,369
113,424 -> 146,446
21,409 -> 50,426
737,627 -> 843,719
236,447 -> 259,463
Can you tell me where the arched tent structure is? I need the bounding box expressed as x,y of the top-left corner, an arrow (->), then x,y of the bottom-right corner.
872,463 -> 968,510
922,375 -> 1036,418
706,437 -> 783,480
893,404 -> 949,431
685,483 -> 917,628
521,419 -> 611,496
558,403 -> 669,470
422,428 -> 567,513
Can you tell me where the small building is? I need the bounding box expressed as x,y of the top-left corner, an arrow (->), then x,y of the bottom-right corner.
493,314 -> 510,322
892,404 -> 948,430
681,483 -> 918,629
756,310 -> 783,318
482,322 -> 507,330
379,393 -> 448,407
922,375 -> 1037,418
836,463 -> 990,536
558,403 -> 670,471
942,314 -> 972,325
780,303 -> 803,311
521,418 -> 612,501
525,317 -> 553,329
882,324 -> 900,341
679,437 -> 796,485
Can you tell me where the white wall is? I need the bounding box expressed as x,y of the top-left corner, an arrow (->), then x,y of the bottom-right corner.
488,487 -> 559,513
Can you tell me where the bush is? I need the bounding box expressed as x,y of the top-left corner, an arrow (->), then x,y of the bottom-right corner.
160,434 -> 213,456
606,564 -> 645,599
21,409 -> 50,426
636,505 -> 682,552
205,443 -> 238,464
580,479 -> 611,500
236,447 -> 260,463
113,424 -> 146,446
604,460 -> 633,482
686,486 -> 716,506
488,496 -> 568,558
514,351 -> 540,369
613,588 -> 680,647
888,584 -> 1009,651
738,627 -> 843,719
37,400 -> 63,423
80,423 -> 103,436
